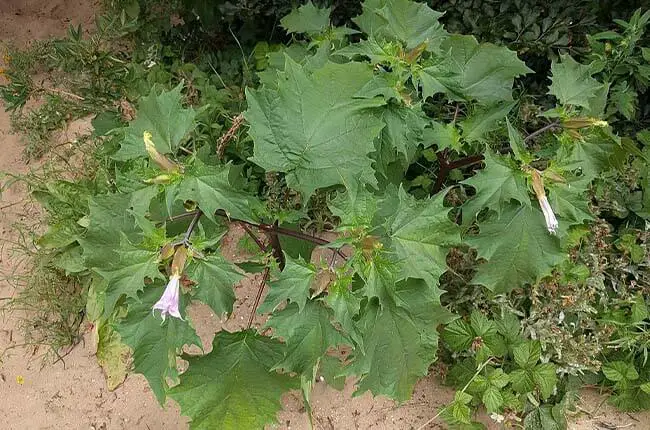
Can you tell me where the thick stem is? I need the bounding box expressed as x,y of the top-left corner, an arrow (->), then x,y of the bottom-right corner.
183,210 -> 202,243
240,222 -> 267,252
266,220 -> 286,270
247,267 -> 270,329
164,210 -> 347,258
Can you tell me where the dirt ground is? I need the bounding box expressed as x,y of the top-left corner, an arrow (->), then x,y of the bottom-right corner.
0,1 -> 649,429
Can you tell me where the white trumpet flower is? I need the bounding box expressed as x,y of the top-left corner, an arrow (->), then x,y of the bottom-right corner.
538,195 -> 559,235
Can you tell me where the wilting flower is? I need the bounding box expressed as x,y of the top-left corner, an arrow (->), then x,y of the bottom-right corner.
530,169 -> 559,235
152,273 -> 183,321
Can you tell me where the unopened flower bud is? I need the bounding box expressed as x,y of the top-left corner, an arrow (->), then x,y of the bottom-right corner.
530,169 -> 559,235
144,174 -> 174,185
143,131 -> 180,172
561,117 -> 608,129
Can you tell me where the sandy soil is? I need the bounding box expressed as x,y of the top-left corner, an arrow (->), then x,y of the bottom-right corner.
0,1 -> 649,429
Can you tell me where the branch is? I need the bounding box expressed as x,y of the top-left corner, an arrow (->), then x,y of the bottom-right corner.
248,267 -> 270,329
523,120 -> 560,142
430,121 -> 561,193
183,210 -> 202,243
265,220 -> 286,270
240,222 -> 267,252
163,210 -> 347,259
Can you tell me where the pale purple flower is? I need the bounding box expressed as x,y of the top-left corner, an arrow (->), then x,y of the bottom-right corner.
538,196 -> 559,235
152,274 -> 183,321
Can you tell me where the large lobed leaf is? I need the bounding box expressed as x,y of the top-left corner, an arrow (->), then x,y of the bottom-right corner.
548,54 -> 602,109
348,278 -> 452,401
117,287 -> 202,404
353,0 -> 447,51
418,35 -> 532,104
265,300 -> 348,377
467,203 -> 566,293
388,187 -> 460,289
113,84 -> 196,160
186,255 -> 244,316
170,330 -> 298,430
245,57 -> 385,198
462,150 -> 530,224
280,1 -> 331,35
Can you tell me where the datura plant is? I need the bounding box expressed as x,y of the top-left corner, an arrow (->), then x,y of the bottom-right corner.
41,1 -> 648,428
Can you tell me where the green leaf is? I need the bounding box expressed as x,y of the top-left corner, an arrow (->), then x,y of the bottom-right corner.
329,185 -> 379,229
532,363 -> 557,400
355,72 -> 402,100
462,151 -> 530,224
348,280 -> 445,401
609,81 -> 637,120
488,368 -> 510,389
513,341 -> 541,369
547,177 -> 593,226
447,358 -> 478,388
95,238 -> 162,318
548,55 -> 601,108
117,286 -> 202,404
555,133 -> 616,181
354,0 -> 447,50
506,118 -> 532,164
631,294 -> 649,324
187,255 -> 243,316
441,391 -> 473,424
425,120 -> 461,151
388,187 -> 460,289
319,354 -> 346,390
510,369 -> 535,394
80,193 -> 142,269
609,387 -> 650,411
495,313 -> 523,352
266,300 -> 348,376
470,311 -> 495,338
114,84 -> 196,160
467,204 -> 566,293
280,1 -> 331,35
92,111 -> 122,136
602,361 -> 639,383
379,104 -> 427,165
169,330 -> 298,430
246,58 -> 385,198
336,37 -> 397,65
443,319 -> 474,352
419,35 -> 531,103
640,382 -> 650,394
172,162 -> 255,222
524,406 -> 564,430
460,102 -> 515,144
482,385 -> 504,412
326,279 -> 363,347
258,255 -> 316,314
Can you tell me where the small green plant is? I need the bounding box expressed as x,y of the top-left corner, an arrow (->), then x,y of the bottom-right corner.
439,312 -> 567,428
